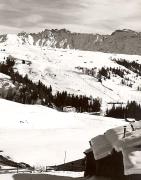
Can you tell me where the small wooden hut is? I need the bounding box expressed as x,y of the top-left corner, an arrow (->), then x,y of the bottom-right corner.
84,121 -> 141,180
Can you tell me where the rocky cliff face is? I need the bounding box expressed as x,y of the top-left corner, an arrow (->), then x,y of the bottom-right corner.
1,29 -> 141,55
30,29 -> 141,55
30,29 -> 106,50
98,29 -> 141,55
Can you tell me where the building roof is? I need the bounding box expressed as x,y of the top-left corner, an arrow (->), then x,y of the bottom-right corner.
89,120 -> 141,175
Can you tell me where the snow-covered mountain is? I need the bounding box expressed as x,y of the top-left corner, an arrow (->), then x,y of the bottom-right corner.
0,33 -> 141,111
1,29 -> 141,55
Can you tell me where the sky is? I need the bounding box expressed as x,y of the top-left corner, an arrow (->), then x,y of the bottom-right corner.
0,0 -> 141,34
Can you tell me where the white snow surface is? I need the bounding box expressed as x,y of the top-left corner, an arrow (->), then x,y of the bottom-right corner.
0,99 -> 126,167
0,37 -> 141,110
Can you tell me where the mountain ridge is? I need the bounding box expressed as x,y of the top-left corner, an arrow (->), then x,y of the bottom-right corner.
1,29 -> 141,55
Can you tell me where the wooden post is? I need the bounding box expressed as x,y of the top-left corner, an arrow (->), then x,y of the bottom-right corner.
17,166 -> 19,173
123,126 -> 127,138
130,123 -> 135,131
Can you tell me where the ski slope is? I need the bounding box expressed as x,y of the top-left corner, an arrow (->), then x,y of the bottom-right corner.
0,35 -> 141,109
0,99 -> 127,167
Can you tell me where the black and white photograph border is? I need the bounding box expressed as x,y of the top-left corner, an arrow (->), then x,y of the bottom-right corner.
0,0 -> 141,180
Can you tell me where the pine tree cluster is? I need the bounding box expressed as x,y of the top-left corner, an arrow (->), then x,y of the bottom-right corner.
76,66 -> 127,81
137,86 -> 141,91
106,101 -> 141,120
114,58 -> 141,76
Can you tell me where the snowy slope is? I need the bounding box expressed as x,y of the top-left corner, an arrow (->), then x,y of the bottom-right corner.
0,99 -> 126,167
0,36 -> 141,110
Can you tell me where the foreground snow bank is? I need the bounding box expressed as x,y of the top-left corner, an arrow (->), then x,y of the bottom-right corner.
0,99 -> 126,166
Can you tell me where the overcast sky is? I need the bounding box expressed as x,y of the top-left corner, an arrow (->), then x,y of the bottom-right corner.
0,0 -> 141,34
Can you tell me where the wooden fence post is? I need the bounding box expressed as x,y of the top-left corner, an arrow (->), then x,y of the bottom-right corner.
17,167 -> 19,173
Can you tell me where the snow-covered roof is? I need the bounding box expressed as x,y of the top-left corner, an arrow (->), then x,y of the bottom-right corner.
90,120 -> 141,175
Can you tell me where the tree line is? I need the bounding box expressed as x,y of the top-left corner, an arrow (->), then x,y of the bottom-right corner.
76,66 -> 128,81
0,56 -> 101,113
106,101 -> 141,120
114,58 -> 141,76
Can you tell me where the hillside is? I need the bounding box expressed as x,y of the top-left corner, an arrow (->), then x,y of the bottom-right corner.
0,39 -> 141,112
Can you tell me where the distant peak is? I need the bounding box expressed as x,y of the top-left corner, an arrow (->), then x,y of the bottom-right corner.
50,28 -> 71,34
111,29 -> 137,36
18,31 -> 29,36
